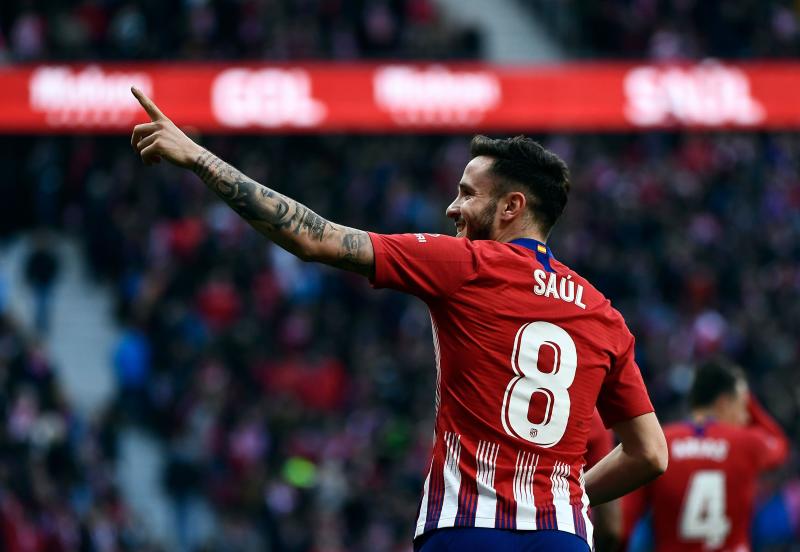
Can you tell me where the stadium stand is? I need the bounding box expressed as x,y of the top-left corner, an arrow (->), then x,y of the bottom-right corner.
0,307 -> 161,551
519,0 -> 800,59
0,0 -> 481,61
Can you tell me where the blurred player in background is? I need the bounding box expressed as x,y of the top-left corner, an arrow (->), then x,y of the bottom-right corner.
623,358 -> 789,552
586,409 -> 622,552
129,87 -> 667,551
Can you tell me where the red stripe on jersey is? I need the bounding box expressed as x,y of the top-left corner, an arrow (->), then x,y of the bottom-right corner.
423,450 -> 445,532
454,480 -> 478,527
569,467 -> 588,540
535,466 -> 557,530
454,439 -> 478,526
493,452 -> 518,529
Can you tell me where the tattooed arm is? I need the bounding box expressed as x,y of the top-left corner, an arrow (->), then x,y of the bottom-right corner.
129,87 -> 374,277
193,150 -> 373,275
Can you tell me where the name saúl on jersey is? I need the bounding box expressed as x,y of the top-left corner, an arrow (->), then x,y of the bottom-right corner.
533,269 -> 587,310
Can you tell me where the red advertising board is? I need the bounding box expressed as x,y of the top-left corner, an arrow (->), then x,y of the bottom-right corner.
0,61 -> 798,133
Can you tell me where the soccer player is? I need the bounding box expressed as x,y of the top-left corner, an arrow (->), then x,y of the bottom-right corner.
129,88 -> 667,551
623,358 -> 789,552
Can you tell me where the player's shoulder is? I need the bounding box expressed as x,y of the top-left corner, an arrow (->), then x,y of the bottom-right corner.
663,421 -> 694,441
549,257 -> 630,329
373,232 -> 477,256
461,238 -> 551,269
664,421 -> 759,461
707,422 -> 765,451
663,420 -> 746,439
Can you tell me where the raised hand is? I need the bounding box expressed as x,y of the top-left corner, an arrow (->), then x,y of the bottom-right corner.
128,87 -> 374,277
130,87 -> 203,168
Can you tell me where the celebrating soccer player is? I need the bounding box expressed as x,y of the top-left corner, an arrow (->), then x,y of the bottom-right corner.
623,358 -> 789,551
130,87 -> 667,552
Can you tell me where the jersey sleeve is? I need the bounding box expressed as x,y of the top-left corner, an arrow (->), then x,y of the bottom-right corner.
744,394 -> 789,471
367,233 -> 477,298
596,329 -> 654,429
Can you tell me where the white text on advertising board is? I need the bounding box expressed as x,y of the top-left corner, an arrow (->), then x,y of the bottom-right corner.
212,68 -> 327,128
29,66 -> 153,126
624,61 -> 765,127
374,65 -> 501,126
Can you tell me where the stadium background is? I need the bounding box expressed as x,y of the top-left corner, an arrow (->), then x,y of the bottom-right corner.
0,1 -> 798,551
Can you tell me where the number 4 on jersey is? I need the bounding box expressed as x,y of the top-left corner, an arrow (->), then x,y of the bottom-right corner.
501,321 -> 577,447
679,470 -> 732,549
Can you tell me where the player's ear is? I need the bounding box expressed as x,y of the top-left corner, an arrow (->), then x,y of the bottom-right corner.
500,191 -> 527,221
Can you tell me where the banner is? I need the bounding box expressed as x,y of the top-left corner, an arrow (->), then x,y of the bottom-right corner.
1,61 -> 799,133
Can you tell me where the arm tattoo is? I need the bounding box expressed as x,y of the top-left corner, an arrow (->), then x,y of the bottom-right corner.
193,149 -> 373,277
331,231 -> 372,274
193,150 -> 327,242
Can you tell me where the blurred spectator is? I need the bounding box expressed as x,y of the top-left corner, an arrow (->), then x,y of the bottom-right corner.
0,310 -> 155,551
23,232 -> 60,336
9,6 -> 46,60
113,315 -> 152,422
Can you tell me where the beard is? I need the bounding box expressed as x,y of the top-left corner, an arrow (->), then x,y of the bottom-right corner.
467,197 -> 498,240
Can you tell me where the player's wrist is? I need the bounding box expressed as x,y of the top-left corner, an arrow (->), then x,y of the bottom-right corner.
186,144 -> 209,171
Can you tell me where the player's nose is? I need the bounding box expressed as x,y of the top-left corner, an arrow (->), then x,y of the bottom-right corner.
445,200 -> 460,219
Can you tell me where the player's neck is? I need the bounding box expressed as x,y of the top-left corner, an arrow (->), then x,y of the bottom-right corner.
493,224 -> 547,244
691,410 -> 714,424
692,409 -> 727,425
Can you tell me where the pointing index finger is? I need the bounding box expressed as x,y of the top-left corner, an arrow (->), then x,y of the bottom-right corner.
131,86 -> 166,121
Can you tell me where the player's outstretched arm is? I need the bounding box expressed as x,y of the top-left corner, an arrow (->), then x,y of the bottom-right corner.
747,393 -> 789,469
129,87 -> 374,277
584,412 -> 667,506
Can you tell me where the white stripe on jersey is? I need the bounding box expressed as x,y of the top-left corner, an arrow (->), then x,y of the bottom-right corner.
551,461 -> 575,533
514,450 -> 539,529
474,440 -> 500,528
437,432 -> 462,528
429,315 -> 441,416
579,468 -> 594,545
414,464 -> 433,538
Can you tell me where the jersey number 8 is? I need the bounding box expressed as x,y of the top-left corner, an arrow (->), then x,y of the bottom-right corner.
501,321 -> 577,447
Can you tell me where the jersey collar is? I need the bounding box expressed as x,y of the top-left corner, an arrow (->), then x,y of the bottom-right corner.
687,417 -> 715,436
509,238 -> 555,273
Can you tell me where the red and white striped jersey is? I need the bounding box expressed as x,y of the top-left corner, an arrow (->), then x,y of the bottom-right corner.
368,233 -> 654,546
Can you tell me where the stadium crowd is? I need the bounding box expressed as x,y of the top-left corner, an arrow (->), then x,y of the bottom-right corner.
523,0 -> 800,59
1,130 -> 799,551
1,1 -> 799,550
0,304 -> 162,551
0,0 -> 480,62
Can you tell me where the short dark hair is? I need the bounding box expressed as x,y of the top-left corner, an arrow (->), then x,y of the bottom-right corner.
470,135 -> 570,236
688,358 -> 745,409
